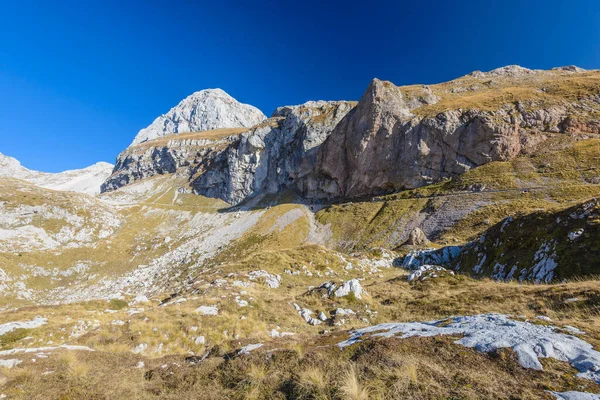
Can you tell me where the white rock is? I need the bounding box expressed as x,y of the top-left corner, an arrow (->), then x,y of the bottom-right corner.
238,343 -> 263,355
407,265 -> 453,282
333,279 -> 363,299
195,306 -> 218,316
134,295 -> 149,303
338,314 -> 600,384
194,336 -> 205,345
0,316 -> 47,336
549,391 -> 600,400
131,89 -> 266,146
564,326 -> 586,335
133,343 -> 147,354
568,229 -> 584,241
0,359 -> 21,369
235,297 -> 248,307
318,312 -> 328,321
248,270 -> 281,288
564,298 -> 580,304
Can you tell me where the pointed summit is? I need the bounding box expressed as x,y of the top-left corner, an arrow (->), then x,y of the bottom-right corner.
130,89 -> 266,146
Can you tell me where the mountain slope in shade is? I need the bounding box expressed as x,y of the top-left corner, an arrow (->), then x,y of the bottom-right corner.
130,88 -> 266,146
0,152 -> 113,195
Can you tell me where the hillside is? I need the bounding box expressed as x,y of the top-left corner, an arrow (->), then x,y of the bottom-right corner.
2,65 -> 600,399
0,153 -> 113,195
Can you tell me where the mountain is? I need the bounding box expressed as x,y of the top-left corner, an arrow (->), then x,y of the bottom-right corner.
104,65 -> 600,205
0,152 -> 113,195
4,65 -> 600,399
130,88 -> 266,146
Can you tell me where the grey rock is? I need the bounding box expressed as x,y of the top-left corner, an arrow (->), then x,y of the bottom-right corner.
302,78 -> 530,199
131,89 -> 265,146
101,136 -> 237,193
192,100 -> 356,203
406,227 -> 430,246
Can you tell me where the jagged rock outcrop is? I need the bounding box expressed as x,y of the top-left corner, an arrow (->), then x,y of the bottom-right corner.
406,227 -> 430,246
0,152 -> 113,196
106,66 -> 600,202
130,89 -> 266,146
101,132 -> 240,193
301,79 -> 524,198
300,68 -> 599,199
452,199 -> 600,283
191,101 -> 356,203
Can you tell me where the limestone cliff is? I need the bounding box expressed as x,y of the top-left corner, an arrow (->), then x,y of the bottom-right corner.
104,66 -> 600,203
303,67 -> 600,199
191,101 -> 356,203
130,89 -> 266,146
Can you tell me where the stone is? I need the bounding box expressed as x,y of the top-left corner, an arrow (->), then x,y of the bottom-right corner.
407,265 -> 454,282
406,227 -> 430,246
195,306 -> 218,316
194,336 -> 205,345
333,279 -> 363,299
130,89 -> 266,146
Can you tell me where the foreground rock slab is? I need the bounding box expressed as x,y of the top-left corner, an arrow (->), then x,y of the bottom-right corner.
339,314 -> 600,383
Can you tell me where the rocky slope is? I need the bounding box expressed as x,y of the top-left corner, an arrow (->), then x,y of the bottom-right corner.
3,65 -> 600,399
0,152 -> 113,195
130,89 -> 266,146
192,100 -> 356,204
105,65 -> 600,204
101,128 -> 245,193
452,198 -> 600,283
303,67 -> 600,199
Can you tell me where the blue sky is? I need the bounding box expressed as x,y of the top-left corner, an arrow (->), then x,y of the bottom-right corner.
1,0 -> 599,172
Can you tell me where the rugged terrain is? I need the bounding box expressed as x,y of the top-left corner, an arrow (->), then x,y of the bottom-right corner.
0,153 -> 112,195
1,65 -> 600,399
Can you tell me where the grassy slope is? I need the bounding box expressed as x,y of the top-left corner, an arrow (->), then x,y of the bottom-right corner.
2,264 -> 600,398
455,198 -> 600,281
408,69 -> 600,118
316,137 -> 600,252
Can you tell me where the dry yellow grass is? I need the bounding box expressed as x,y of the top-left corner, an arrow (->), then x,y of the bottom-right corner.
132,127 -> 248,149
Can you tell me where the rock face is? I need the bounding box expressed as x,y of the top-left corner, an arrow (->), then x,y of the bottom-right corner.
192,100 -> 356,204
301,78 -> 538,199
101,132 -> 239,193
0,153 -> 113,196
131,89 -> 266,146
106,66 -> 600,203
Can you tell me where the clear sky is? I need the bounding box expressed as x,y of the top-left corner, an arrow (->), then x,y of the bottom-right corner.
1,0 -> 599,172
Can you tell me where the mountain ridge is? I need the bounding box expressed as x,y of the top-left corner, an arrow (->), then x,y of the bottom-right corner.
130,88 -> 267,146
0,152 -> 113,195
2,64 -> 600,399
101,64 -> 600,204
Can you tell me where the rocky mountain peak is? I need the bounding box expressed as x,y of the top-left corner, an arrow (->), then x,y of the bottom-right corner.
130,89 -> 266,146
